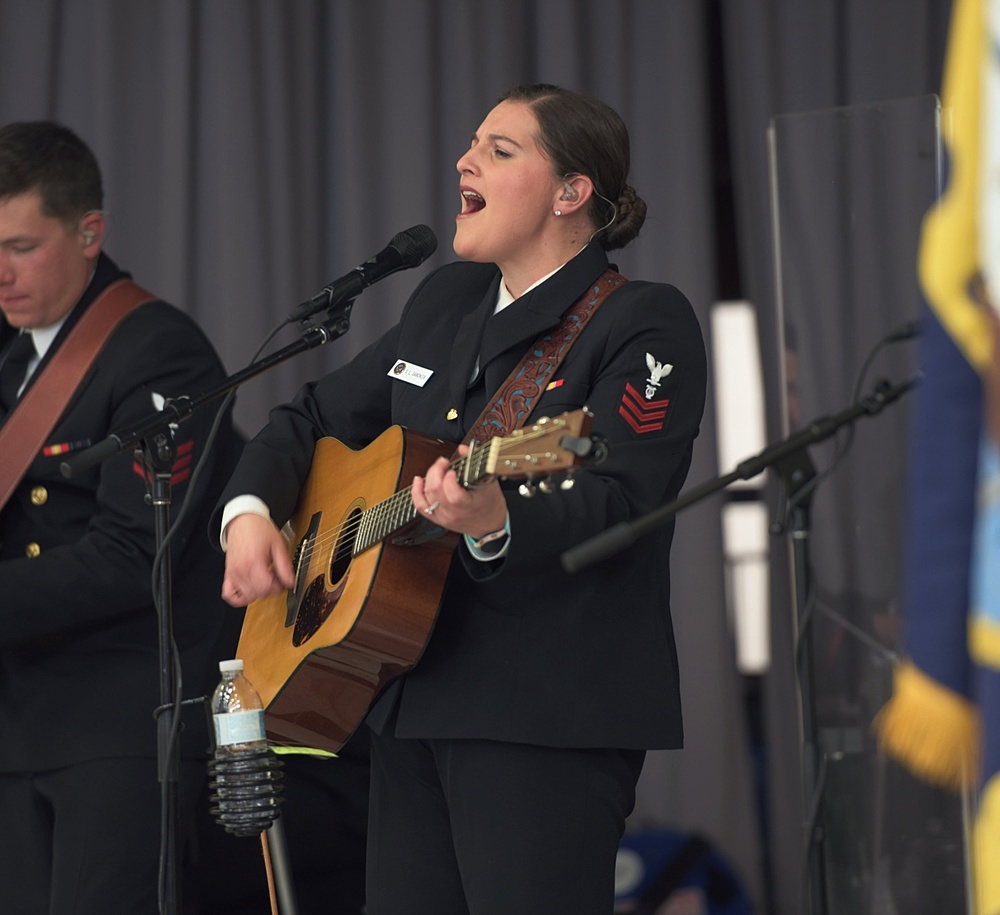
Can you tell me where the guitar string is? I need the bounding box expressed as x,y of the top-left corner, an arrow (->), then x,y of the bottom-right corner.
293,448 -> 489,570
293,423 -> 572,570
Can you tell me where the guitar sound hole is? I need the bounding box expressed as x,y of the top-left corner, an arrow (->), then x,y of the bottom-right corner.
328,507 -> 361,585
291,507 -> 362,647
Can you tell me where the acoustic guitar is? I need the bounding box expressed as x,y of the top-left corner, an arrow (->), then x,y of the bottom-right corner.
235,409 -> 597,753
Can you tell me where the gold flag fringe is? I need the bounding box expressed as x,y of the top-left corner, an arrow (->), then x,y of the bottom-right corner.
874,661 -> 980,792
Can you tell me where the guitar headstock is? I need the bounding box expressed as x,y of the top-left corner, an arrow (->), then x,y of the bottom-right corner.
478,408 -> 604,484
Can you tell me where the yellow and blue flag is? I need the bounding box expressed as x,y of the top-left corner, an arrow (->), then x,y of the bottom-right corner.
875,0 -> 1000,910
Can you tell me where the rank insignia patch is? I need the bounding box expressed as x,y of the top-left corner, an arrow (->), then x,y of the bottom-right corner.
619,382 -> 670,434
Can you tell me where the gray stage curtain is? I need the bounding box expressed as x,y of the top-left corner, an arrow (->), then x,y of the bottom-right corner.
0,1 -> 954,912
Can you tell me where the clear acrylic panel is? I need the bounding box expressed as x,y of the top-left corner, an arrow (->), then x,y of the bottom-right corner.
769,95 -> 967,914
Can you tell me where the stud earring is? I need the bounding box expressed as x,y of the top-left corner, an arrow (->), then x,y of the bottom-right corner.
554,209 -> 562,217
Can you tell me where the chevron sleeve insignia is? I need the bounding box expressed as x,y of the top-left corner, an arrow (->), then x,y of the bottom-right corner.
619,381 -> 671,434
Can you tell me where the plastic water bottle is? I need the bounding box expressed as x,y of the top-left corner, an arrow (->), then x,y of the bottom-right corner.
211,658 -> 266,751
208,659 -> 283,836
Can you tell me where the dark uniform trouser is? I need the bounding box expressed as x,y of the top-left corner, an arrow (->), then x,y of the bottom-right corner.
367,732 -> 645,915
0,757 -> 204,915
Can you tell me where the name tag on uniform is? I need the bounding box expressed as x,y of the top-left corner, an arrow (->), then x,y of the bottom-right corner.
388,359 -> 433,387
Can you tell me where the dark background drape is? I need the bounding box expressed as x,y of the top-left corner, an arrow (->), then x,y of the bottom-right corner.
0,1 -> 954,912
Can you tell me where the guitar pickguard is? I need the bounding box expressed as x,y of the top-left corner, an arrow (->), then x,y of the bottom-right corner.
292,574 -> 348,646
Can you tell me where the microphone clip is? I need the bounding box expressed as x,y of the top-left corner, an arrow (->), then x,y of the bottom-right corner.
299,296 -> 356,338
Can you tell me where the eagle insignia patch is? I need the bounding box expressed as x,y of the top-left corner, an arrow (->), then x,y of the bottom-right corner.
644,352 -> 673,400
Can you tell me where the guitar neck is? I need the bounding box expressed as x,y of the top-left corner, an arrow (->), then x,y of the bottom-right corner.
354,443 -> 494,554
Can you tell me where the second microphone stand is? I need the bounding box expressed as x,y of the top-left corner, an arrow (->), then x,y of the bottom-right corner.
561,374 -> 917,915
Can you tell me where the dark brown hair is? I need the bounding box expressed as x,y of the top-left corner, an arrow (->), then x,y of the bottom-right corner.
498,83 -> 646,250
0,121 -> 103,223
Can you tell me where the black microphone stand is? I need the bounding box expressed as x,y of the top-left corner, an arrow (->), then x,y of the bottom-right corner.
60,301 -> 356,915
561,374 -> 917,915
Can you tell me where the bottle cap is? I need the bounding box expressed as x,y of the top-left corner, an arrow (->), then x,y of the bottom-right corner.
219,658 -> 244,673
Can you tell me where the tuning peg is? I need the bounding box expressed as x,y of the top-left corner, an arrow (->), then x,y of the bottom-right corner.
518,482 -> 536,498
538,479 -> 555,494
560,476 -> 575,491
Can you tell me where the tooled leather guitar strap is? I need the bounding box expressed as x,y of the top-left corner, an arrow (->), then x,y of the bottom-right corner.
399,268 -> 627,546
464,267 -> 628,444
0,278 -> 156,513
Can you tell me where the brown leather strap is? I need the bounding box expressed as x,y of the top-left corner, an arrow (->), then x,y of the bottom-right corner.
465,268 -> 628,444
402,269 -> 627,548
0,279 -> 156,512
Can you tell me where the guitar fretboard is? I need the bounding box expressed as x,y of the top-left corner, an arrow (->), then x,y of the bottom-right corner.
352,441 -> 495,554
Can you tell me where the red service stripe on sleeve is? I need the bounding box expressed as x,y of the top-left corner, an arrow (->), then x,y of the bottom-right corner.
619,396 -> 668,423
171,453 -> 193,472
619,405 -> 664,434
175,439 -> 195,456
624,382 -> 671,409
170,468 -> 192,486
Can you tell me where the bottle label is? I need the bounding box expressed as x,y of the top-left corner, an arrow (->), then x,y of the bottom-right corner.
214,709 -> 266,746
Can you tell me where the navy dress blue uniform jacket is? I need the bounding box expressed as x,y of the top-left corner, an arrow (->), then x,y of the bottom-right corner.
214,242 -> 706,751
0,253 -> 240,772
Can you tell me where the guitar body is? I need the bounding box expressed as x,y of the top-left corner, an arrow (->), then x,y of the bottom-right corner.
236,425 -> 457,754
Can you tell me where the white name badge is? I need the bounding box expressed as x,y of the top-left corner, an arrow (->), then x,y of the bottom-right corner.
388,359 -> 433,387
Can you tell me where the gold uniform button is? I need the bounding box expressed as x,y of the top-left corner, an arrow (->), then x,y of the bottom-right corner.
25,542 -> 41,558
30,486 -> 48,506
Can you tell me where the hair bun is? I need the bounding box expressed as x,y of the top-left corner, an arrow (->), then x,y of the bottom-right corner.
601,184 -> 646,251
617,185 -> 637,218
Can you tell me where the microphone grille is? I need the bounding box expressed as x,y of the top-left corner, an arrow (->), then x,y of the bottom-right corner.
392,224 -> 438,266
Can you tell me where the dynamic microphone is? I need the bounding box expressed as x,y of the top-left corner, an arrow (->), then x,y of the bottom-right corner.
287,224 -> 437,323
